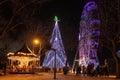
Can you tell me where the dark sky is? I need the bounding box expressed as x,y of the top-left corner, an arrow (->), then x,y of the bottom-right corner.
0,0 -> 87,57
39,0 -> 87,50
38,0 -> 87,65
36,0 -> 114,65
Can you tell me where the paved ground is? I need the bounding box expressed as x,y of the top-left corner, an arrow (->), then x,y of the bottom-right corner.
0,72 -> 119,80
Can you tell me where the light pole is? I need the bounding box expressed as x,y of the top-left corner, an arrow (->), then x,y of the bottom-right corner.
33,39 -> 41,54
33,38 -> 41,66
51,48 -> 57,80
54,49 -> 56,80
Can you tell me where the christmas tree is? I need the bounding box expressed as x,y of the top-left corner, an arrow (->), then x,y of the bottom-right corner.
42,16 -> 67,68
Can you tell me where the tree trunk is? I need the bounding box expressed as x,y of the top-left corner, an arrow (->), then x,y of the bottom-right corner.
116,57 -> 120,78
111,40 -> 120,78
112,52 -> 120,78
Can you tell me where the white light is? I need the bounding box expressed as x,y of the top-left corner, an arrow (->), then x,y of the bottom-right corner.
55,37 -> 58,41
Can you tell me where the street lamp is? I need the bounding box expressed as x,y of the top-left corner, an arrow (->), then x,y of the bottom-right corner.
34,39 -> 39,45
33,38 -> 42,67
33,39 -> 41,54
52,48 -> 57,80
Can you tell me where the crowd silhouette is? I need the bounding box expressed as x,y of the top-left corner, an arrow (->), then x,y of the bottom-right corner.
74,62 -> 109,77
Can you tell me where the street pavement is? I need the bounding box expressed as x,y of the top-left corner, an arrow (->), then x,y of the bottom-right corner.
0,72 -> 119,80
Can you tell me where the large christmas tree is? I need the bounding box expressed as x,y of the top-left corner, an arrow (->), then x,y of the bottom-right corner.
42,16 -> 67,68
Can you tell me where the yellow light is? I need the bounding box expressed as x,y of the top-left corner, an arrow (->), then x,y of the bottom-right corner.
33,39 -> 39,45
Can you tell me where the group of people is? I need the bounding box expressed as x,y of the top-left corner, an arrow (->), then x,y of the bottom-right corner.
74,63 -> 109,77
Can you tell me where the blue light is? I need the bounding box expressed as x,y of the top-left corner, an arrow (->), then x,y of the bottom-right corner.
42,17 -> 67,68
117,50 -> 120,58
117,50 -> 120,52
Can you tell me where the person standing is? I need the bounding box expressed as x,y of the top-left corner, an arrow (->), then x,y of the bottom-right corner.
76,65 -> 81,75
3,62 -> 6,75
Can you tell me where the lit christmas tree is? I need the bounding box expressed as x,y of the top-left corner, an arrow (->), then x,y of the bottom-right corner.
42,16 -> 67,68
73,1 -> 100,70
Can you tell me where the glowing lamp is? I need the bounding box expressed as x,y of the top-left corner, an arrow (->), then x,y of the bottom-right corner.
33,39 -> 39,45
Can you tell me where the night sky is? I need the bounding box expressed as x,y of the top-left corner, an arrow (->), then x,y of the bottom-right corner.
0,0 -> 90,65
39,0 -> 87,65
0,0 -> 87,50
39,0 -> 87,50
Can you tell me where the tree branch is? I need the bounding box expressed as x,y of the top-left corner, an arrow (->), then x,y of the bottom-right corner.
0,0 -> 8,5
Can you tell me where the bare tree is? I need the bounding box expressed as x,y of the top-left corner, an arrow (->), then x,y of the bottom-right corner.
0,0 -> 52,50
96,0 -> 120,78
0,0 -> 52,38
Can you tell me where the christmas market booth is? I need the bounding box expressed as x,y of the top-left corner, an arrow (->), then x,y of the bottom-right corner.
7,45 -> 40,73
